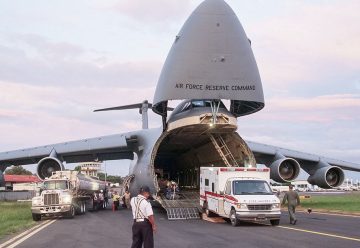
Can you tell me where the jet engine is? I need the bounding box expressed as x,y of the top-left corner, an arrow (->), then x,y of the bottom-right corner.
268,153 -> 300,183
37,152 -> 64,180
307,162 -> 344,189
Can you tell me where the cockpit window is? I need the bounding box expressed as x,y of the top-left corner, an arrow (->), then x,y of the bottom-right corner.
192,100 -> 206,107
191,100 -> 226,109
171,99 -> 227,116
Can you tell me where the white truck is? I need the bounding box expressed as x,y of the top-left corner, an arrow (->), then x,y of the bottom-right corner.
31,170 -> 106,221
200,167 -> 281,226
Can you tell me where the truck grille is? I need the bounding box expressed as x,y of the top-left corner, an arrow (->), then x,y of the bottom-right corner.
247,204 -> 272,211
44,193 -> 59,205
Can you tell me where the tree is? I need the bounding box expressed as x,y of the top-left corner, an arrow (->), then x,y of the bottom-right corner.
5,166 -> 33,175
74,166 -> 82,172
97,172 -> 123,184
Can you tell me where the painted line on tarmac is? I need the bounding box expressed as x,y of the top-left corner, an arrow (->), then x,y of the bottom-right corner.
1,219 -> 57,248
306,212 -> 360,218
0,220 -> 51,248
278,226 -> 360,242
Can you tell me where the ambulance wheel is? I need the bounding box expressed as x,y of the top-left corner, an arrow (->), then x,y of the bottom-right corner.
230,209 -> 240,227
270,219 -> 280,226
32,213 -> 41,221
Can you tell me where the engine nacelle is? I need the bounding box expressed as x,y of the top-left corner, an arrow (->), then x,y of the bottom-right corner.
307,166 -> 344,189
37,157 -> 64,180
269,153 -> 300,183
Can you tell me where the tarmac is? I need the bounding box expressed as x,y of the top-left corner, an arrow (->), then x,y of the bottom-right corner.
1,206 -> 359,248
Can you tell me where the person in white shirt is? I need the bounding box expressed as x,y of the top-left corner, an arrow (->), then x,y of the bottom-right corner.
130,186 -> 156,248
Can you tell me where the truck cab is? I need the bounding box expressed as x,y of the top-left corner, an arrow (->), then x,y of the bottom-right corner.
200,167 -> 281,226
31,178 -> 76,221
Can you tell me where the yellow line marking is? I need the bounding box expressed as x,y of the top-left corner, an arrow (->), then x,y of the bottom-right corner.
0,220 -> 50,248
306,212 -> 360,218
278,226 -> 360,242
3,219 -> 57,248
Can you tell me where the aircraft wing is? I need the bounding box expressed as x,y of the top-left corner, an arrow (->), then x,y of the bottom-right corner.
246,140 -> 360,172
0,133 -> 138,167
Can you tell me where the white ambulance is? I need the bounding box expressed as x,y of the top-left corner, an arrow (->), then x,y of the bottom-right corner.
200,167 -> 281,226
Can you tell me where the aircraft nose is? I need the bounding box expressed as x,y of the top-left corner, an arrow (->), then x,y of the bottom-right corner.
153,0 -> 265,117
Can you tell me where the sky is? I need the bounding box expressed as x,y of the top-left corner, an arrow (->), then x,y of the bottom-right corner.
0,0 -> 359,181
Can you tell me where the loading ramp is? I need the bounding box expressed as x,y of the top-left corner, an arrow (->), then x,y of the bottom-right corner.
157,191 -> 201,220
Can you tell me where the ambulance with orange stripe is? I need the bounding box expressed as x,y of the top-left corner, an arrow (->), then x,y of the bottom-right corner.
200,167 -> 281,226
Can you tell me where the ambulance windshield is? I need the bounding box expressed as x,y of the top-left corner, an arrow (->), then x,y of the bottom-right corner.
233,180 -> 272,195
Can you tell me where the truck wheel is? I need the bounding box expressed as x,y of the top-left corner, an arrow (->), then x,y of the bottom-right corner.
270,219 -> 280,226
230,209 -> 240,227
82,202 -> 87,214
75,202 -> 81,215
32,213 -> 41,221
66,205 -> 75,219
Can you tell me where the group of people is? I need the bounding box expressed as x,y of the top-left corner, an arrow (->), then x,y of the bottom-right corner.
92,190 -> 108,211
165,181 -> 180,200
158,177 -> 181,200
112,190 -> 132,210
91,188 -> 132,211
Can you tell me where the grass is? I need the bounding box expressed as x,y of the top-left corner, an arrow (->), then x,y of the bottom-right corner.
300,192 -> 360,213
0,201 -> 35,238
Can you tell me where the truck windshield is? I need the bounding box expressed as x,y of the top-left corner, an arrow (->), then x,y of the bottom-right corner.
43,180 -> 68,190
233,180 -> 272,195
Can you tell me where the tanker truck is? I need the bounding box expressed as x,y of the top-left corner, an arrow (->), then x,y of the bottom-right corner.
31,170 -> 107,221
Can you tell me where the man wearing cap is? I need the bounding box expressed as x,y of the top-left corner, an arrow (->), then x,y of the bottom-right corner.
130,186 -> 156,248
282,185 -> 301,225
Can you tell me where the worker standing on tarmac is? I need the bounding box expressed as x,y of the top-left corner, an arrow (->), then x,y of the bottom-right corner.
99,190 -> 105,210
130,186 -> 156,248
112,191 -> 120,210
282,185 -> 301,225
123,190 -> 131,209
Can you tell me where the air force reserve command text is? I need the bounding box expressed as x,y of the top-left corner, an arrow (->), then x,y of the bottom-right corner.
175,83 -> 256,91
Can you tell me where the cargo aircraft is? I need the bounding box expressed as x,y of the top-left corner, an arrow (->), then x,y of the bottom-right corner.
1,0 -> 359,201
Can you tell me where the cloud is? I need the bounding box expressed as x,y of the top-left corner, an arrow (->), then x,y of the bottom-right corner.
240,93 -> 360,164
12,33 -> 85,60
250,0 -> 360,96
113,0 -> 194,24
0,80 -> 161,151
0,36 -> 162,87
237,94 -> 359,126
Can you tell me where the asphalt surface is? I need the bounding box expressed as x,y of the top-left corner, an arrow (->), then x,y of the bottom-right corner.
3,205 -> 358,248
